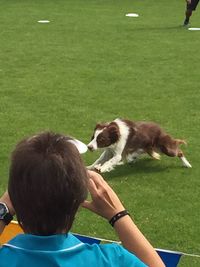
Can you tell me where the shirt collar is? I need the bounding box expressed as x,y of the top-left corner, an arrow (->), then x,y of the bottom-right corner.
6,233 -> 82,252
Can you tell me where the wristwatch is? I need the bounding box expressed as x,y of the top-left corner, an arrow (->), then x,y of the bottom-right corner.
0,202 -> 13,225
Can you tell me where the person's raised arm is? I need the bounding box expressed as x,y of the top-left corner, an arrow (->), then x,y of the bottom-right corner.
82,171 -> 165,267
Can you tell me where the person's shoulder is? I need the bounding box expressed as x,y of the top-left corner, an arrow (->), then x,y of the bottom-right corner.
98,243 -> 147,267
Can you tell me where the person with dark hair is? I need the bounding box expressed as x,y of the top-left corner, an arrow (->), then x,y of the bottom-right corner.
0,131 -> 165,267
184,0 -> 199,25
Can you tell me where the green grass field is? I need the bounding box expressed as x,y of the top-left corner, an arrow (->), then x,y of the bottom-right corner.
0,0 -> 200,266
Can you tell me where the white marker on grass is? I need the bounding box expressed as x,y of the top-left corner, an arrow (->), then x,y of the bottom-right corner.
125,13 -> 139,17
38,20 -> 50,23
188,28 -> 200,31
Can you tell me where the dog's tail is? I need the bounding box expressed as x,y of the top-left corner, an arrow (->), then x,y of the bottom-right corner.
176,139 -> 187,146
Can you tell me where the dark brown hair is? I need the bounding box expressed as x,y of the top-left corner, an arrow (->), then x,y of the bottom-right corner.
8,132 -> 88,235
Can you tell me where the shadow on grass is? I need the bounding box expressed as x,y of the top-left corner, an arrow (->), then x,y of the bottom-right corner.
126,25 -> 187,32
103,158 -> 183,180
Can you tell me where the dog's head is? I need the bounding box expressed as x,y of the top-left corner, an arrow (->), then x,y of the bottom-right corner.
87,122 -> 120,151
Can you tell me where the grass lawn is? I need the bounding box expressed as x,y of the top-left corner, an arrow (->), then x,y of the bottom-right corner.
0,0 -> 200,266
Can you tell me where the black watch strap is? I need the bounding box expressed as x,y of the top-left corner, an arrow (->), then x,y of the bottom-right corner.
3,212 -> 13,225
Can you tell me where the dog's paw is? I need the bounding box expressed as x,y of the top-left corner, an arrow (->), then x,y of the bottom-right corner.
92,164 -> 101,172
151,151 -> 161,160
98,165 -> 115,173
87,165 -> 97,170
180,156 -> 192,168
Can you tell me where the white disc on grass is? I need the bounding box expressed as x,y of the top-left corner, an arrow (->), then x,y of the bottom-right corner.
126,13 -> 139,17
188,27 -> 200,31
38,20 -> 50,23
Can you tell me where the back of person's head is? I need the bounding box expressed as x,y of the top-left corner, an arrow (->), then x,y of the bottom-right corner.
8,131 -> 88,235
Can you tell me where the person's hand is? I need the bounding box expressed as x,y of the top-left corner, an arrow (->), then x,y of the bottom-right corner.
0,191 -> 15,216
186,0 -> 191,4
82,171 -> 125,220
82,172 -> 165,267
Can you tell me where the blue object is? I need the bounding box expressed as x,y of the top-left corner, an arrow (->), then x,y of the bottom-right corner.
73,233 -> 101,244
156,249 -> 182,267
73,234 -> 183,267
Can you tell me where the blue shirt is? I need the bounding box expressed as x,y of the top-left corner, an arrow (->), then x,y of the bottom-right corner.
0,233 -> 147,267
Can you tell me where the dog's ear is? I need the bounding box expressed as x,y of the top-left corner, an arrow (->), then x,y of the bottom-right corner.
95,123 -> 107,130
108,123 -> 119,143
95,123 -> 101,130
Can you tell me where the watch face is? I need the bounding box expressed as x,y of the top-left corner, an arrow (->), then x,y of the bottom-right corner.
0,203 -> 7,218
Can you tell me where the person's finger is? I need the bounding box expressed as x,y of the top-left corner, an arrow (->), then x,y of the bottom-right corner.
81,200 -> 93,210
87,170 -> 107,190
88,170 -> 104,183
87,178 -> 99,199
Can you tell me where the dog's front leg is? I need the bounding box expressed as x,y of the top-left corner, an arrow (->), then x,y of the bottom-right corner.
87,150 -> 113,170
98,154 -> 122,173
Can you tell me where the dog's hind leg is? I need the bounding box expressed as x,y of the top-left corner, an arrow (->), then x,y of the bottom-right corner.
159,137 -> 192,168
151,151 -> 161,160
126,151 -> 143,163
147,149 -> 161,160
179,155 -> 192,168
177,151 -> 192,168
175,140 -> 192,167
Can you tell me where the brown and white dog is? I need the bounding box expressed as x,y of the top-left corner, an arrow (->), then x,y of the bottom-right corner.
87,118 -> 192,173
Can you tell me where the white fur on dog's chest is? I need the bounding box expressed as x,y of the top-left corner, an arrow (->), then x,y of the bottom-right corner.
87,119 -> 130,173
113,119 -> 130,154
